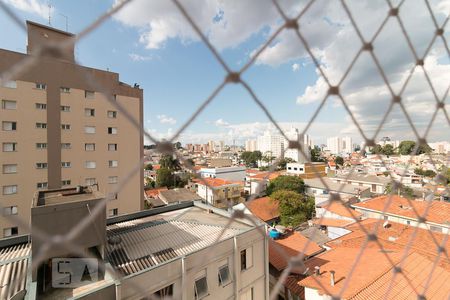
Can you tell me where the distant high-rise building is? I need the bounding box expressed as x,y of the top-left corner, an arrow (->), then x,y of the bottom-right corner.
342,136 -> 353,153
283,128 -> 310,163
245,139 -> 257,152
257,131 -> 284,158
327,136 -> 341,154
0,21 -> 144,237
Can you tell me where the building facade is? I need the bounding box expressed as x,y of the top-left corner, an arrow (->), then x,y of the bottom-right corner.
0,21 -> 144,237
257,131 -> 284,159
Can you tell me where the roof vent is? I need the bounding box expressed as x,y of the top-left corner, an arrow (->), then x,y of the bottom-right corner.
314,266 -> 320,276
383,221 -> 390,228
330,270 -> 336,286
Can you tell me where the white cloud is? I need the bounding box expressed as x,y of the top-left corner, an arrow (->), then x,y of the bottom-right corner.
4,0 -> 49,18
292,63 -> 300,72
129,53 -> 152,61
214,118 -> 229,127
157,114 -> 177,125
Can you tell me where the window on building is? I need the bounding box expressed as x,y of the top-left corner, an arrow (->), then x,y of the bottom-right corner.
85,178 -> 96,185
36,163 -> 48,169
3,143 -> 17,152
240,247 -> 253,271
430,225 -> 442,233
36,143 -> 47,149
61,180 -> 71,186
218,264 -> 231,286
36,122 -> 47,129
108,208 -> 118,217
108,143 -> 118,151
61,124 -> 71,130
37,182 -> 48,189
2,80 -> 17,89
84,126 -> 96,134
35,83 -> 46,90
153,284 -> 173,299
108,176 -> 118,184
3,206 -> 18,216
85,90 -> 95,99
109,160 -> 118,168
383,215 -> 388,221
108,127 -> 118,134
85,108 -> 95,117
371,184 -> 376,192
107,192 -> 118,200
2,100 -> 17,109
107,110 -> 117,118
3,185 -> 17,195
2,164 -> 17,174
3,227 -> 18,238
61,105 -> 70,112
61,143 -> 71,149
61,162 -> 71,168
2,121 -> 17,131
194,271 -> 208,300
85,143 -> 95,151
240,288 -> 254,300
60,87 -> 70,93
85,161 -> 96,169
35,103 -> 46,110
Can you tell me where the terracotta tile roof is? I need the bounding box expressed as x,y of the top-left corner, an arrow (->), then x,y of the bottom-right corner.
192,177 -> 237,187
284,275 -> 305,298
246,169 -> 261,174
269,232 -> 323,272
251,171 -> 282,180
322,202 -> 362,219
144,187 -> 168,198
153,164 -> 161,170
313,218 -> 355,227
245,197 -> 279,222
352,195 -> 450,225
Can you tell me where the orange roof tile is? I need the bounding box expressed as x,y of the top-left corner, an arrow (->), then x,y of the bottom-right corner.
144,187 -> 168,198
313,218 -> 355,227
269,232 -> 323,271
192,177 -> 237,187
153,164 -> 161,170
322,202 -> 362,219
245,197 -> 279,222
352,195 -> 450,225
251,171 -> 282,180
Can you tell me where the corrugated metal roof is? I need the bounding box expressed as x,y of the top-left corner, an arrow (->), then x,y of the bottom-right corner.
106,219 -> 244,276
0,243 -> 30,300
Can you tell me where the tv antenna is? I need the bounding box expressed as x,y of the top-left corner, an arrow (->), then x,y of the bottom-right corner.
60,13 -> 68,31
47,1 -> 52,25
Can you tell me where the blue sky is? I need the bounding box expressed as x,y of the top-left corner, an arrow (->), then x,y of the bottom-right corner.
1,0 -> 449,145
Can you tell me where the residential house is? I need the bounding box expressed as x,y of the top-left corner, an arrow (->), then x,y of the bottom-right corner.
328,173 -> 390,194
191,178 -> 244,208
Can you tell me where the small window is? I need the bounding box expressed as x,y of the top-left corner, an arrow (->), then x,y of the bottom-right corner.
36,143 -> 47,149
37,182 -> 48,189
85,90 -> 95,99
240,248 -> 253,271
218,265 -> 231,286
3,143 -> 17,152
108,143 -> 118,151
108,192 -> 118,200
35,103 -> 46,110
3,227 -> 18,237
107,110 -> 117,118
152,284 -> 173,299
84,126 -> 96,134
35,83 -> 46,90
430,225 -> 442,233
61,161 -> 71,168
2,121 -> 17,131
108,176 -> 118,184
60,87 -> 70,93
3,206 -> 18,216
61,124 -> 71,130
85,161 -> 96,169
85,108 -> 95,117
61,143 -> 71,149
85,178 -> 96,185
61,180 -> 71,186
194,274 -> 208,299
2,100 -> 17,109
2,80 -> 17,89
85,143 -> 95,151
383,215 -> 388,221
109,160 -> 118,168
3,185 -> 17,195
2,164 -> 17,174
108,208 -> 118,217
36,162 -> 48,169
108,127 -> 118,134
61,105 -> 70,112
36,122 -> 47,129
240,287 -> 254,300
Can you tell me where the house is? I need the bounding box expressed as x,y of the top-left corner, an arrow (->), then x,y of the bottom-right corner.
191,178 -> 244,208
286,162 -> 327,178
328,173 -> 390,194
144,187 -> 168,208
352,195 -> 450,234
314,202 -> 361,239
199,166 -> 246,181
244,171 -> 282,197
158,188 -> 202,205
244,196 -> 280,225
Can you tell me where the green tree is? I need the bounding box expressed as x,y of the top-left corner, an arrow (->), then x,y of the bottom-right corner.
271,190 -> 315,227
144,164 -> 153,171
417,143 -> 432,154
372,144 -> 383,154
398,141 -> 416,155
173,141 -> 182,149
156,168 -> 175,187
240,151 -> 262,167
335,156 -> 344,166
311,146 -> 325,162
266,175 -> 305,195
423,170 -> 436,178
414,168 -> 424,176
382,144 -> 394,156
277,157 -> 295,170
159,154 -> 181,170
385,182 -> 415,199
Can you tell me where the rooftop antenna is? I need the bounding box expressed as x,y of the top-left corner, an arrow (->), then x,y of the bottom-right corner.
47,1 -> 52,26
59,13 -> 68,31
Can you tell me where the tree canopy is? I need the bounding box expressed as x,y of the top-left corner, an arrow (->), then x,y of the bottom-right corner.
159,154 -> 181,170
335,156 -> 344,166
398,141 -> 432,155
311,146 -> 326,162
384,182 -> 415,199
156,168 -> 187,188
240,151 -> 262,167
266,175 -> 305,195
277,157 -> 295,170
271,190 -> 315,227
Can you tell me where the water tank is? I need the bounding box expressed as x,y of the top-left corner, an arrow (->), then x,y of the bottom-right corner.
269,229 -> 280,239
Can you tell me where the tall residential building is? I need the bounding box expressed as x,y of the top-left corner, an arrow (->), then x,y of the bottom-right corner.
257,131 -> 284,158
304,133 -> 314,149
0,21 -> 143,237
341,136 -> 353,153
327,136 -> 341,154
283,127 -> 310,163
245,139 -> 257,152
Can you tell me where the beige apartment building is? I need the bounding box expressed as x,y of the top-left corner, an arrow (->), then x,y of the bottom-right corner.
0,21 -> 143,237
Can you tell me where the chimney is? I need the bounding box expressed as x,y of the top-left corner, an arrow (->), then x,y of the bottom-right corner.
314,266 -> 320,276
330,270 -> 336,286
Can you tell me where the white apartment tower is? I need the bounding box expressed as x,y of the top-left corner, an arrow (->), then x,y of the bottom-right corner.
327,136 -> 341,154
342,136 -> 353,153
245,139 -> 257,152
283,128 -> 310,163
257,131 -> 284,158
